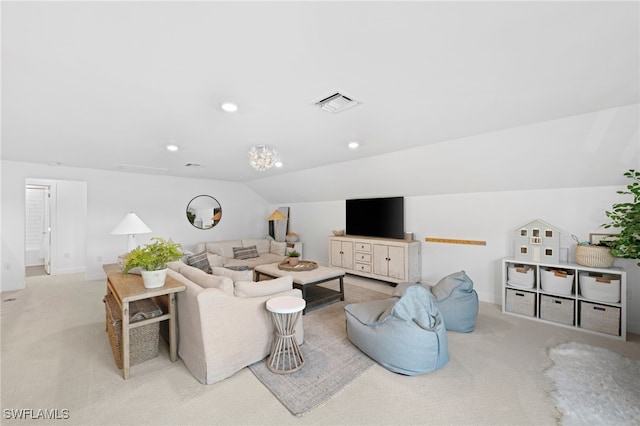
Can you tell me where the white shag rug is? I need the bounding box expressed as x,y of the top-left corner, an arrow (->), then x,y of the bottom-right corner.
546,342 -> 640,425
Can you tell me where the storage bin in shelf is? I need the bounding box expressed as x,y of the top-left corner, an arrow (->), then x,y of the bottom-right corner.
507,264 -> 535,289
505,288 -> 536,317
540,294 -> 574,326
578,272 -> 621,303
579,301 -> 620,336
540,267 -> 574,295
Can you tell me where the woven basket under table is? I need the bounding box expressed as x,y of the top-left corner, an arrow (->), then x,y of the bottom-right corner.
104,294 -> 162,369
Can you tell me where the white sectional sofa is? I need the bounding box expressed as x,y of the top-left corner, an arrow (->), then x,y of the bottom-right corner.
193,238 -> 287,270
167,260 -> 304,385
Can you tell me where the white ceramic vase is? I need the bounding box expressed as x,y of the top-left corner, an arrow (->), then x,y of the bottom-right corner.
141,268 -> 167,289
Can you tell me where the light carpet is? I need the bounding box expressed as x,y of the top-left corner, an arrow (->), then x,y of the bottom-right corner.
546,342 -> 640,425
249,283 -> 387,416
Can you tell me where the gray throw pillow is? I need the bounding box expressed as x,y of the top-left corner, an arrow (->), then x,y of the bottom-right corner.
187,251 -> 210,273
233,245 -> 259,260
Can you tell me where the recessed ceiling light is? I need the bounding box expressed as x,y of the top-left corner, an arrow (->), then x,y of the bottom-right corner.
275,161 -> 283,168
166,144 -> 179,152
348,141 -> 360,149
221,102 -> 238,113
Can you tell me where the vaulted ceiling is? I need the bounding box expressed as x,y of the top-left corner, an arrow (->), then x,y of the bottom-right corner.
2,1 -> 639,185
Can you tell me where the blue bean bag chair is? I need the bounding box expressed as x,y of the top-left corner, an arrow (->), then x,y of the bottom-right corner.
394,271 -> 479,333
344,285 -> 449,375
430,271 -> 478,332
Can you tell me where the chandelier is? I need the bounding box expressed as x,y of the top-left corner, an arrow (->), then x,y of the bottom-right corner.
248,144 -> 278,171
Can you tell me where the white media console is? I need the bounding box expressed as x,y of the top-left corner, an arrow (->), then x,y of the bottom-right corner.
329,235 -> 421,284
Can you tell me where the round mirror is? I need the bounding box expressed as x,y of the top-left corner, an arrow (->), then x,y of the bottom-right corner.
186,195 -> 222,229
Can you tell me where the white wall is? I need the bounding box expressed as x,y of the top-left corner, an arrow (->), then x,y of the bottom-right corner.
1,161 -> 271,290
277,186 -> 640,333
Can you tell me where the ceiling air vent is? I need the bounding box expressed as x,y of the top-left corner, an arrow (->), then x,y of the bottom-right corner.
115,164 -> 168,174
315,92 -> 360,113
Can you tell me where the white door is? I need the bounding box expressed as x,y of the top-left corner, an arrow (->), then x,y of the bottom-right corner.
43,186 -> 51,274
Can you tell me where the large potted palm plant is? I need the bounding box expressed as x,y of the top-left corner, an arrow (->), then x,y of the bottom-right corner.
123,237 -> 183,288
603,169 -> 640,267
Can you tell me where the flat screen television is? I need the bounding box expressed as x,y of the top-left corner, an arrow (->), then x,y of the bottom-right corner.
346,196 -> 404,240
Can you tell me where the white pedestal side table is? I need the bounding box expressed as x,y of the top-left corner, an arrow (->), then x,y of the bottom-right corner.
266,296 -> 306,374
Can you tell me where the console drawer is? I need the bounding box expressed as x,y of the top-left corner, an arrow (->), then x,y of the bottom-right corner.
355,263 -> 372,273
355,253 -> 371,263
355,243 -> 371,252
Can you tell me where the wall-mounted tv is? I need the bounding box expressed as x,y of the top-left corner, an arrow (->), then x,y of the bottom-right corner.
346,196 -> 404,240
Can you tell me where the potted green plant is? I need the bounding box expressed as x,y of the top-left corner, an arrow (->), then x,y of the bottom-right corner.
603,169 -> 640,267
287,249 -> 301,266
123,237 -> 183,288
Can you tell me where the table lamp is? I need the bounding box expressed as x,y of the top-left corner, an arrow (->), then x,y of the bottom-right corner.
267,209 -> 288,242
111,212 -> 152,252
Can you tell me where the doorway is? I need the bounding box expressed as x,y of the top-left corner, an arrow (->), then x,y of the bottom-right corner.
25,184 -> 51,276
24,178 -> 87,278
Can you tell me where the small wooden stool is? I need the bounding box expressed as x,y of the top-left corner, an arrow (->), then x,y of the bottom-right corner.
266,296 -> 306,374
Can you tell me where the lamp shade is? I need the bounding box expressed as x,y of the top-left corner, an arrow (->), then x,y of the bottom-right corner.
111,213 -> 152,252
267,210 -> 288,221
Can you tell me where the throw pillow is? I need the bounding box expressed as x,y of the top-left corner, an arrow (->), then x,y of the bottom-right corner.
269,241 -> 286,256
187,251 -> 210,273
207,253 -> 225,268
234,276 -> 294,297
210,266 -> 253,283
233,245 -> 259,260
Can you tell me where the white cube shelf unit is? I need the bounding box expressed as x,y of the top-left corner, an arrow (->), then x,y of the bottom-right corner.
502,257 -> 626,340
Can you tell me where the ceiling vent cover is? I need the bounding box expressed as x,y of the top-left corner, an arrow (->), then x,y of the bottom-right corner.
315,92 -> 360,113
115,164 -> 168,174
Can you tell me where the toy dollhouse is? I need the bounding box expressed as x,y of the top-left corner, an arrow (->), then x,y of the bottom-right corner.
514,219 -> 561,264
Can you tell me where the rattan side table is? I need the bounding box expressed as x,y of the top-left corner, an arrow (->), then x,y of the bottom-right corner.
266,296 -> 306,374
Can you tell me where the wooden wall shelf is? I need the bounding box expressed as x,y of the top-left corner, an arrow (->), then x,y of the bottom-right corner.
424,237 -> 486,246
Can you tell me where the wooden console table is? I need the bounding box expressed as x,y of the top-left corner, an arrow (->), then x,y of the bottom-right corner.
103,264 -> 185,379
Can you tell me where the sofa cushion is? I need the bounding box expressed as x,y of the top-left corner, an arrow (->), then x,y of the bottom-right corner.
206,240 -> 241,259
207,253 -> 225,268
270,241 -> 286,256
233,245 -> 259,260
179,264 -> 234,295
224,253 -> 285,270
242,239 -> 270,255
234,276 -> 293,297
211,266 -> 253,283
167,260 -> 184,273
186,251 -> 210,273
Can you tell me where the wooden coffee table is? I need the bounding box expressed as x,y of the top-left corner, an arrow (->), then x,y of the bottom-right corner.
254,263 -> 345,313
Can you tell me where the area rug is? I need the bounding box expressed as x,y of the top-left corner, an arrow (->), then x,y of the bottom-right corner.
545,342 -> 640,425
249,283 -> 388,416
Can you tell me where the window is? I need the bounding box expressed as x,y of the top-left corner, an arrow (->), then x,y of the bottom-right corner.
532,228 -> 540,237
545,229 -> 553,238
520,246 -> 528,254
520,228 -> 528,237
545,248 -> 553,256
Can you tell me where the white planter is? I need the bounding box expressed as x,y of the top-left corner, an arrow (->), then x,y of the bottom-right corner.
141,268 -> 168,289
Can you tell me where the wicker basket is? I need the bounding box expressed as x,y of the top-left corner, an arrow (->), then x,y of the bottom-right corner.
104,294 -> 162,369
505,288 -> 536,317
579,301 -> 620,336
575,245 -> 614,268
540,295 -> 575,326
